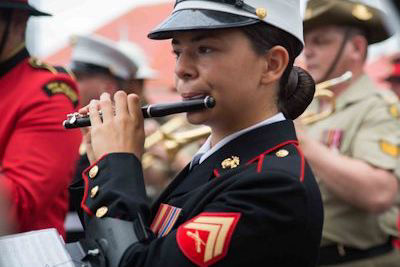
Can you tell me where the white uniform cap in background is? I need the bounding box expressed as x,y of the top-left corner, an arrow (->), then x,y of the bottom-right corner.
116,41 -> 158,80
149,0 -> 304,48
70,34 -> 138,80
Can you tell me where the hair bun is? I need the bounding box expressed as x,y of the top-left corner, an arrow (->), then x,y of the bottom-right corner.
279,66 -> 316,120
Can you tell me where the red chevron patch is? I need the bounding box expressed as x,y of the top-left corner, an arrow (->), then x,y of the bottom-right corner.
176,212 -> 241,267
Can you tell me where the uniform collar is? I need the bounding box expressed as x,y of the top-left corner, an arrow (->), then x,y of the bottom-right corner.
0,46 -> 29,77
195,113 -> 286,165
335,74 -> 378,111
157,119 -> 297,203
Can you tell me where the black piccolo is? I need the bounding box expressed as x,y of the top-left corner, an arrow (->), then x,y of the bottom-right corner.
63,96 -> 216,129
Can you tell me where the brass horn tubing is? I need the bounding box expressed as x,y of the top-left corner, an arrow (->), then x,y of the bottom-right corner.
315,71 -> 353,91
300,72 -> 351,125
144,116 -> 187,150
142,126 -> 211,170
163,126 -> 211,161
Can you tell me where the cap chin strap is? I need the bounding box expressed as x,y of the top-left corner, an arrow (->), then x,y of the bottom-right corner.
175,0 -> 257,16
320,29 -> 352,83
0,11 -> 13,62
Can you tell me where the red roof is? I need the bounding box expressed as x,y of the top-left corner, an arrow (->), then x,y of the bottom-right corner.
46,2 -> 180,103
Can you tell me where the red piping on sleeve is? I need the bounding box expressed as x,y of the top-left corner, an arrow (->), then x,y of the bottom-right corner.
80,153 -> 109,216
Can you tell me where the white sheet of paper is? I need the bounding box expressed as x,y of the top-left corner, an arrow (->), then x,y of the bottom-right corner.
0,228 -> 75,267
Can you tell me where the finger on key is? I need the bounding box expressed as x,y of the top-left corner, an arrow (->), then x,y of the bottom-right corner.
114,91 -> 129,117
89,100 -> 102,126
99,92 -> 113,122
127,93 -> 143,122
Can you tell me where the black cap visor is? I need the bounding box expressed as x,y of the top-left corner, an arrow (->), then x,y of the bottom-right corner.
0,3 -> 51,16
148,9 -> 259,40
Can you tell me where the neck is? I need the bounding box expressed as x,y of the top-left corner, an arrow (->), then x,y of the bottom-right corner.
210,108 -> 278,147
0,42 -> 25,62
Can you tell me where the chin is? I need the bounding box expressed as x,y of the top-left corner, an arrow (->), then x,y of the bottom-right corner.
186,111 -> 209,125
309,72 -> 323,83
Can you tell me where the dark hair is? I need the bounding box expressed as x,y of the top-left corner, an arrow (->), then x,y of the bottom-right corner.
241,23 -> 315,120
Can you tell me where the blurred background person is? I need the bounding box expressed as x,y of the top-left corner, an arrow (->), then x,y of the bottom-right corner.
69,34 -> 139,107
116,40 -> 158,103
0,0 -> 81,239
69,34 -> 172,197
298,0 -> 400,266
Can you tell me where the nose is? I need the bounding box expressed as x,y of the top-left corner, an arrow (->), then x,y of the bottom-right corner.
175,52 -> 198,81
303,44 -> 314,61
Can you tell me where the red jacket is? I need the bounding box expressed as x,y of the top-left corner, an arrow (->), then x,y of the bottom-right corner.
0,48 -> 81,238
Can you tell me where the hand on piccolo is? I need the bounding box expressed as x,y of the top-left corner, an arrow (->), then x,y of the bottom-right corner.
81,91 -> 145,164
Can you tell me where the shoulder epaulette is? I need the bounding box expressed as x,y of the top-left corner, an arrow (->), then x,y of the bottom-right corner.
377,90 -> 400,119
377,89 -> 399,105
29,57 -> 76,80
29,57 -> 58,74
42,80 -> 79,108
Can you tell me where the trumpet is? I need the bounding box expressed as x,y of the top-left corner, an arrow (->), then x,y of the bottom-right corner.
301,71 -> 352,125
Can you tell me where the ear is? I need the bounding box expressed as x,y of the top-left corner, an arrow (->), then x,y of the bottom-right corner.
348,35 -> 368,62
260,46 -> 289,85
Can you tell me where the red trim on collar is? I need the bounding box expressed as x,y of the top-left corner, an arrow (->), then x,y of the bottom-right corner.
213,169 -> 220,178
80,153 -> 109,216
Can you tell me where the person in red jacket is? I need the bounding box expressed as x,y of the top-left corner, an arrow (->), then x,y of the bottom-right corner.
0,0 -> 81,238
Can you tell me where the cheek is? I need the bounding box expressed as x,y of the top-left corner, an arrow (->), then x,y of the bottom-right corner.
208,58 -> 260,90
79,80 -> 104,96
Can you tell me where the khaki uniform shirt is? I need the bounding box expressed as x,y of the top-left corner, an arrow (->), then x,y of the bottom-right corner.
305,75 -> 400,249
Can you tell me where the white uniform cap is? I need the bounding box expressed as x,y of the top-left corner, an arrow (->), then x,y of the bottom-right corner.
148,0 -> 304,48
70,34 -> 138,80
116,41 -> 158,80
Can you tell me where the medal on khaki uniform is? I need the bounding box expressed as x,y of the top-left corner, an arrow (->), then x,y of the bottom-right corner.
321,129 -> 344,151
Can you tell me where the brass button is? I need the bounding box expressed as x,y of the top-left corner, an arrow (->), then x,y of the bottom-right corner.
256,8 -> 267,19
96,206 -> 108,218
90,186 -> 99,198
89,165 -> 99,179
276,149 -> 289,158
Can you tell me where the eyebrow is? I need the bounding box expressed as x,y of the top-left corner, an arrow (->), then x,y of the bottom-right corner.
171,33 -> 221,45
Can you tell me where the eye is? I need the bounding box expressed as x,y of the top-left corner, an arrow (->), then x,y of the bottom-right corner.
172,49 -> 181,59
198,46 -> 213,54
314,36 -> 331,46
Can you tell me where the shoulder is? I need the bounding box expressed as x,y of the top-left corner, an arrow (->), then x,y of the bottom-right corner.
247,144 -> 306,184
363,90 -> 400,123
376,89 -> 400,120
26,57 -> 79,108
